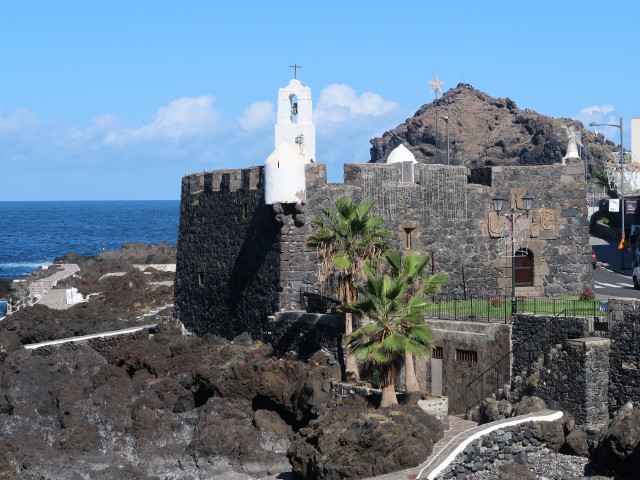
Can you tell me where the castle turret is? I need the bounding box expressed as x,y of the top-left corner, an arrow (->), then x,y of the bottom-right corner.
264,142 -> 306,204
265,78 -> 316,204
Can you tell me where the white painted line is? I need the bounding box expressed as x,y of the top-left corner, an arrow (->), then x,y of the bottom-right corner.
420,410 -> 563,480
595,281 -> 624,288
23,324 -> 156,350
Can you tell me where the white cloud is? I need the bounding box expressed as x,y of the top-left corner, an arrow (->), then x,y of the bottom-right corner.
238,101 -> 275,131
314,84 -> 399,125
105,95 -> 227,145
68,114 -> 119,141
575,104 -> 621,142
579,105 -> 614,116
0,107 -> 40,133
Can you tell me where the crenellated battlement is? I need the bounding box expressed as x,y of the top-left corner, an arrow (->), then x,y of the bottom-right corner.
182,166 -> 263,195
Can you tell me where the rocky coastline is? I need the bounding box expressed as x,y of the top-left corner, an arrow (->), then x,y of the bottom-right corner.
1,243 -> 640,479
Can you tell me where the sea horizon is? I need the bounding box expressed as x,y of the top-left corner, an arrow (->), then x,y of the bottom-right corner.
0,200 -> 180,279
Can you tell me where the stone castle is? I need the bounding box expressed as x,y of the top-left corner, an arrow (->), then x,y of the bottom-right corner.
172,79 -> 640,425
174,77 -> 594,340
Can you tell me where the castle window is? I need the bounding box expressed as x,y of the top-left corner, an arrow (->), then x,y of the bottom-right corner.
456,349 -> 477,364
432,346 -> 443,359
198,272 -> 205,287
241,201 -> 249,222
404,228 -> 414,250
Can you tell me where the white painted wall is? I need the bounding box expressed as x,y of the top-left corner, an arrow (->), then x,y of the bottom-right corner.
275,79 -> 316,164
264,142 -> 306,204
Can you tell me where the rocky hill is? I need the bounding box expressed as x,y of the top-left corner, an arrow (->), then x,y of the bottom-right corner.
369,83 -> 616,176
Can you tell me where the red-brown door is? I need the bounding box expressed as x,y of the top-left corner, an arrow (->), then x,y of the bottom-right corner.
514,249 -> 533,286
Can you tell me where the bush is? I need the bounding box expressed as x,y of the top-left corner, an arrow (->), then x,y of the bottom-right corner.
580,287 -> 596,300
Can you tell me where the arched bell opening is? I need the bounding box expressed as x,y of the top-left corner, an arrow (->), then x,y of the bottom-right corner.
289,94 -> 298,124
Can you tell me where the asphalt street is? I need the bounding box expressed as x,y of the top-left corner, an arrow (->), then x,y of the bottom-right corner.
590,236 -> 640,300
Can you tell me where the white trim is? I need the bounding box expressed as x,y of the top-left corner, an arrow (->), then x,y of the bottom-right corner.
23,324 -> 156,350
421,410 -> 563,480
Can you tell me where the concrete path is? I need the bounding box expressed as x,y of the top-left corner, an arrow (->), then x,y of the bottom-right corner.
362,409 -> 562,480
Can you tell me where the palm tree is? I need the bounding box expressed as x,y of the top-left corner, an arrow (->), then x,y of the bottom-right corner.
343,262 -> 436,407
385,251 -> 447,392
590,166 -> 614,198
307,196 -> 390,382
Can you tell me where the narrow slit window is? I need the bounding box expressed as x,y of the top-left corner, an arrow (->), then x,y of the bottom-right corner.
404,228 -> 414,250
456,349 -> 477,363
242,201 -> 249,220
198,272 -> 205,287
432,346 -> 443,359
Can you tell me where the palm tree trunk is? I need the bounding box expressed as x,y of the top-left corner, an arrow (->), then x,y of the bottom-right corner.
380,384 -> 397,407
404,351 -> 420,392
344,312 -> 359,382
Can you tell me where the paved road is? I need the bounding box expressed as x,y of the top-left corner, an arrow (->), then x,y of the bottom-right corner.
590,236 -> 640,299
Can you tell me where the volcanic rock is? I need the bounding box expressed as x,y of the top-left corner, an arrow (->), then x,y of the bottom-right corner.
287,395 -> 445,480
369,83 -> 616,177
593,408 -> 640,477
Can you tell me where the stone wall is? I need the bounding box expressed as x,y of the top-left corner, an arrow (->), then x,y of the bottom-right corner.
175,160 -> 593,339
174,167 -> 282,339
534,338 -> 610,430
264,311 -> 343,361
437,423 -> 550,479
607,299 -> 640,410
423,320 -> 512,415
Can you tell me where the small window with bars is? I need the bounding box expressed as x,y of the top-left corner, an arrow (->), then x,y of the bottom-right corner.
456,349 -> 477,364
432,346 -> 443,359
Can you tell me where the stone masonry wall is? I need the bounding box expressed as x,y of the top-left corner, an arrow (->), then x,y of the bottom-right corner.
174,167 -> 281,339
607,299 -> 640,411
534,338 -> 610,429
423,320 -> 512,415
175,160 -> 592,340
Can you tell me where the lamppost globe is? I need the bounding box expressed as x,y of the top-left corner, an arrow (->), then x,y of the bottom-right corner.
523,194 -> 533,212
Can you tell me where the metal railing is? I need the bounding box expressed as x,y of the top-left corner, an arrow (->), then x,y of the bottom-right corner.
424,294 -> 608,323
463,310 -> 570,417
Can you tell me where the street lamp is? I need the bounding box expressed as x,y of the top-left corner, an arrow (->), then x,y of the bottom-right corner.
590,118 -> 625,269
492,193 -> 534,314
440,116 -> 450,165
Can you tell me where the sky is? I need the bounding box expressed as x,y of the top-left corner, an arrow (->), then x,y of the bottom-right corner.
1,0 -> 638,201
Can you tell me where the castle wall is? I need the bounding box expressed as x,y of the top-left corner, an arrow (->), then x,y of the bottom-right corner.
175,160 -> 592,338
174,167 -> 281,339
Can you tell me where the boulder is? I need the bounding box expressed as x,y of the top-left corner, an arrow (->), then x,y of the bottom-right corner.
593,408 -> 640,476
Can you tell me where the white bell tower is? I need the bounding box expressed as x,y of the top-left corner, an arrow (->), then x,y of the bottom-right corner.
275,77 -> 316,163
265,72 -> 315,205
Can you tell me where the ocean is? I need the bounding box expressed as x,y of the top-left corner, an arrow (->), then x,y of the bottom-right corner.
0,200 -> 180,280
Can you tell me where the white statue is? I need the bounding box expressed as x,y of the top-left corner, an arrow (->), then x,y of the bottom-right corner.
562,125 -> 581,163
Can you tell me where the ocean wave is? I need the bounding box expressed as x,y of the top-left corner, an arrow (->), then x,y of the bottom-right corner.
0,262 -> 51,269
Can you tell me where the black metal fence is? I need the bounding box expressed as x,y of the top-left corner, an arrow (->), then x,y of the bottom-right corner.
424,294 -> 608,323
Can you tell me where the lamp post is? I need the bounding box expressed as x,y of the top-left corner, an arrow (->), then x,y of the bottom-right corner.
440,115 -> 450,165
590,118 -> 625,269
492,193 -> 534,314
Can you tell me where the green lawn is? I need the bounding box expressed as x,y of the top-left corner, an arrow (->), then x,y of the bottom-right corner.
424,297 -> 608,319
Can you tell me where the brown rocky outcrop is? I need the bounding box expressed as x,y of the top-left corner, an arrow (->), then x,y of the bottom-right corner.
369,83 -> 615,177
0,326 -> 341,479
593,408 -> 640,478
288,395 -> 445,480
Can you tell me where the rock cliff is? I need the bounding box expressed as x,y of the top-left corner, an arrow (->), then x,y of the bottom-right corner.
369,83 -> 616,177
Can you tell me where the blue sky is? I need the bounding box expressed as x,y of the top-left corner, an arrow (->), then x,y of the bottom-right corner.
1,0 -> 637,200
